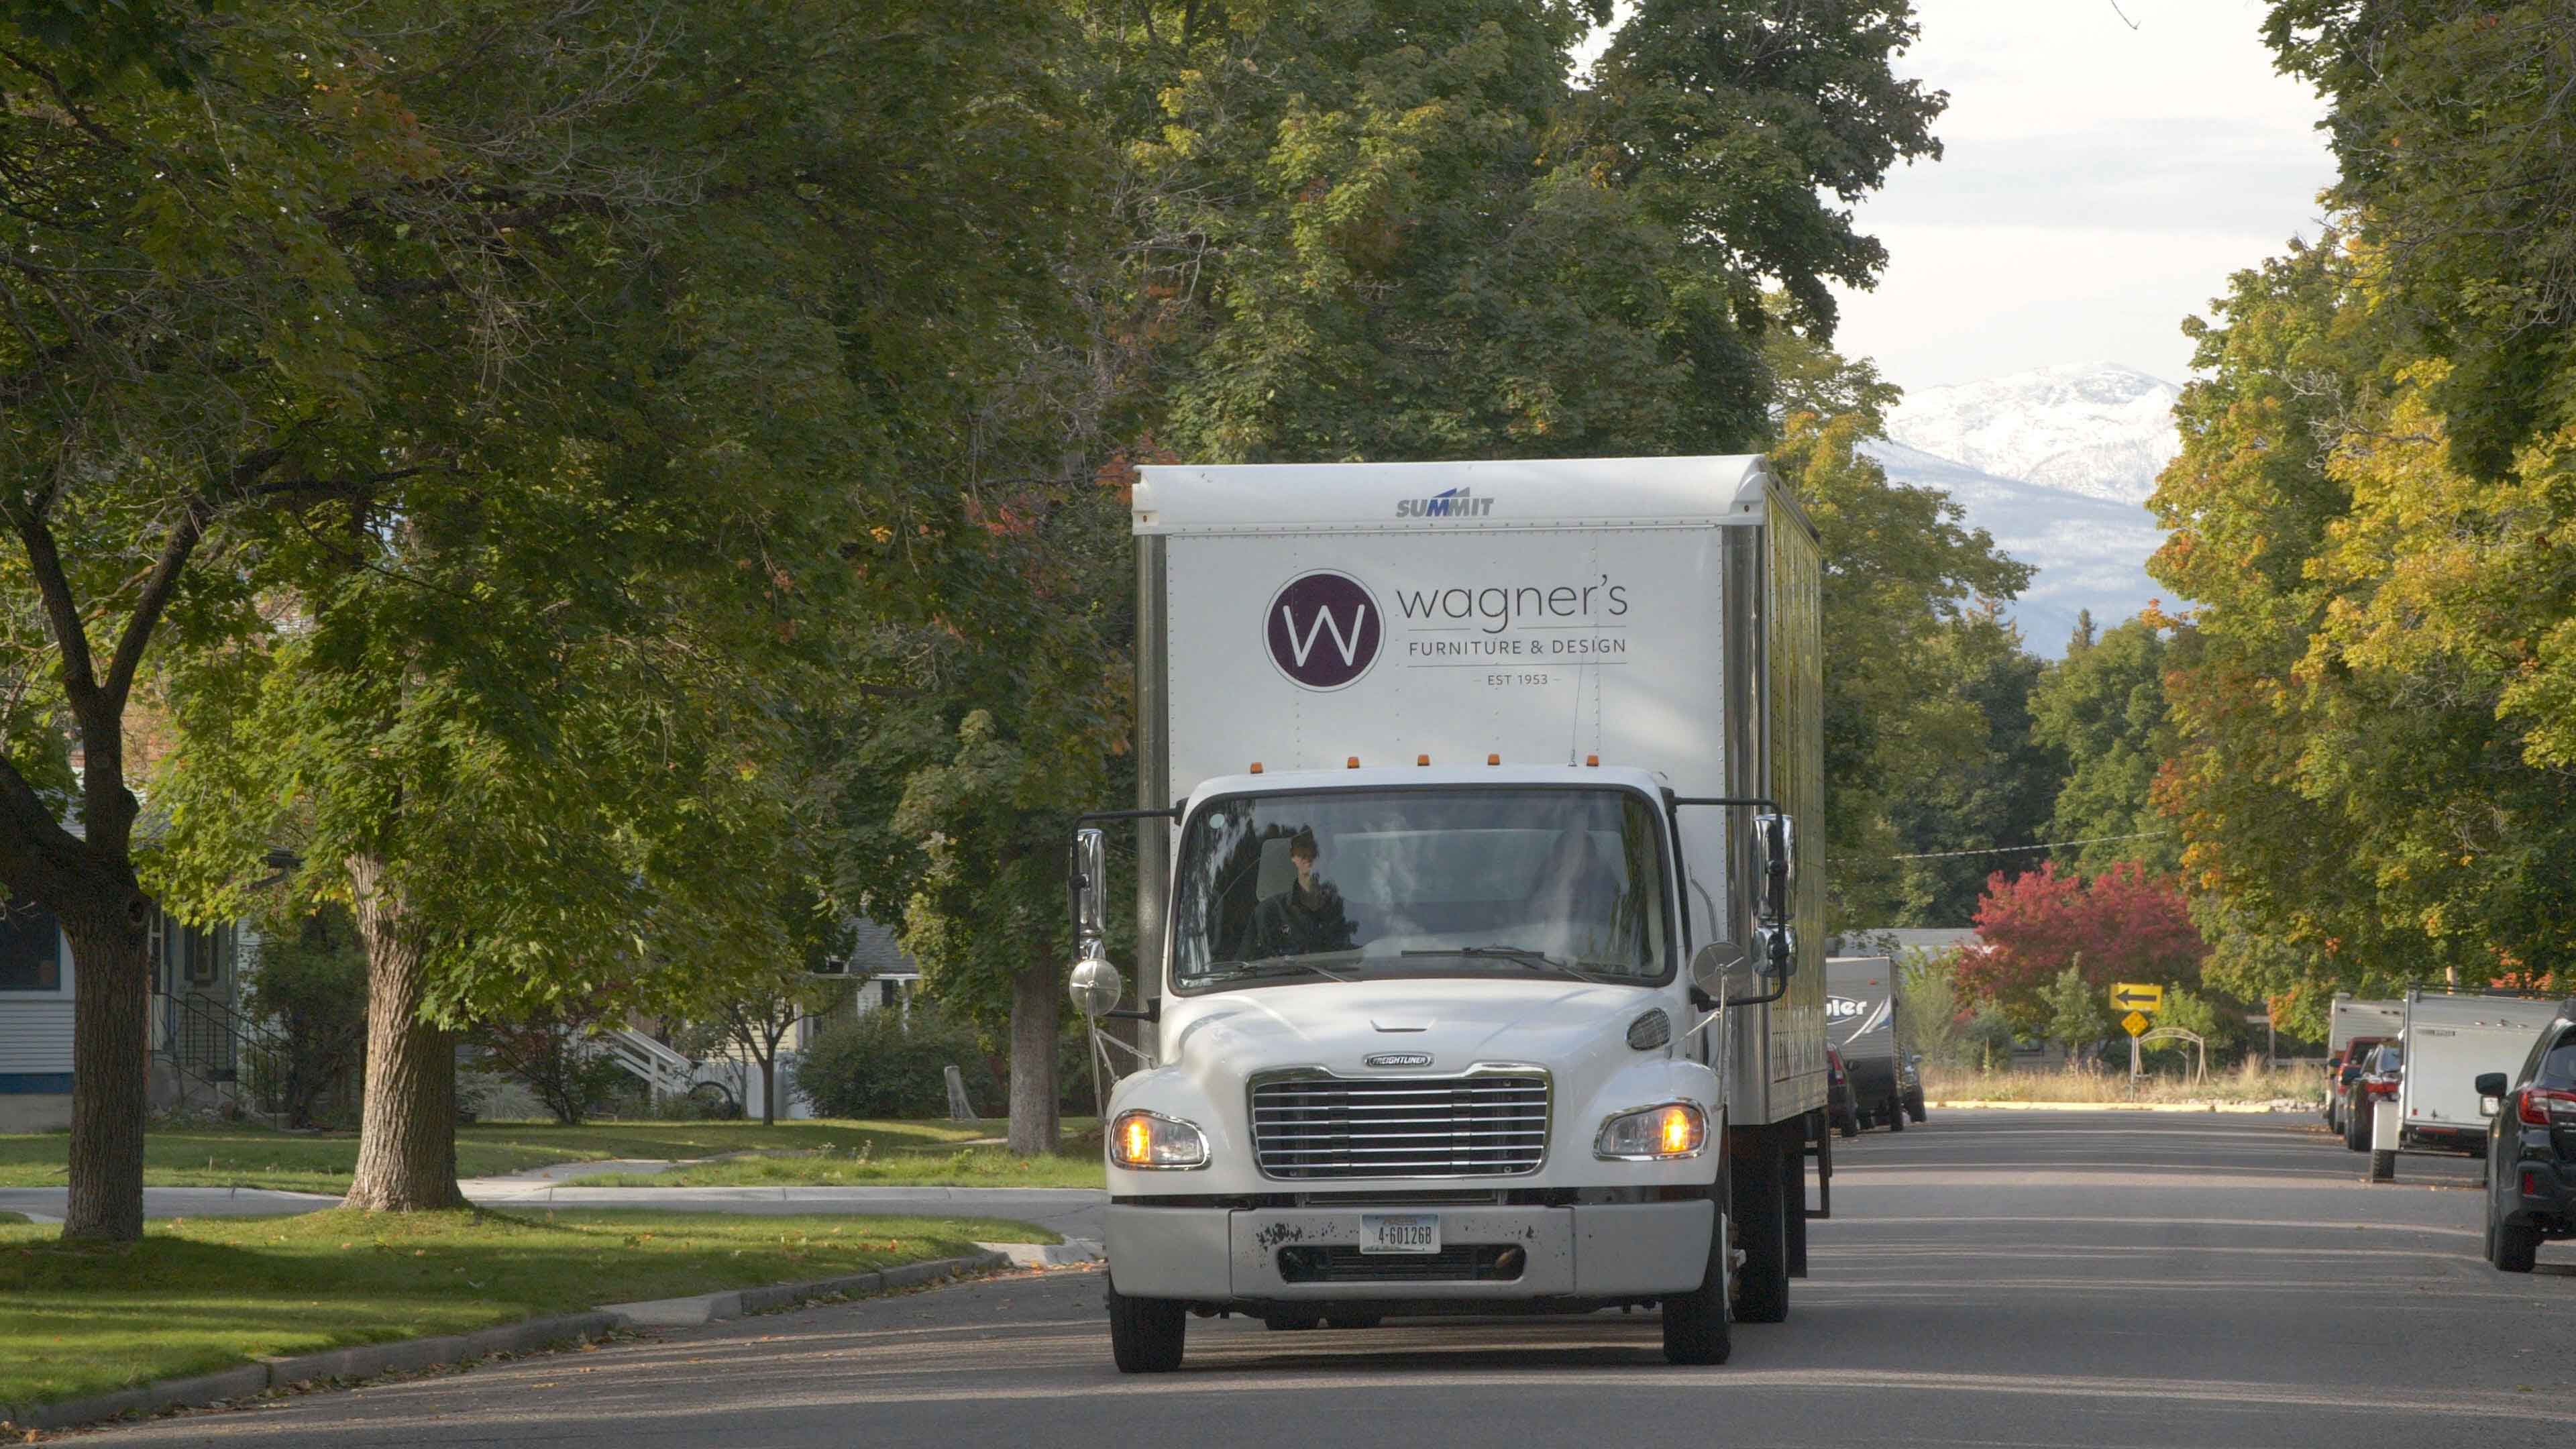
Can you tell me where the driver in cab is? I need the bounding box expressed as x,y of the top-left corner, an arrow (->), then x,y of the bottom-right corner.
1238,828 -> 1356,959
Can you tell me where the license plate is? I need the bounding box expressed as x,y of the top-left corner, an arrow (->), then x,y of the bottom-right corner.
1359,1214 -> 1440,1254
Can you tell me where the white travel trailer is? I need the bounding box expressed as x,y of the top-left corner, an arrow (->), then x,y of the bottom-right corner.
2369,991 -> 2561,1181
1064,455 -> 1826,1371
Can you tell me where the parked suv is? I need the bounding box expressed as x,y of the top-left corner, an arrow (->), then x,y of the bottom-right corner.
1826,1047 -> 1859,1139
2477,1000 -> 2576,1273
2345,1042 -> 2402,1153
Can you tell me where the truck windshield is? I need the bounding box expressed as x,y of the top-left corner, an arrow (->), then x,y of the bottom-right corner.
1169,787 -> 1673,992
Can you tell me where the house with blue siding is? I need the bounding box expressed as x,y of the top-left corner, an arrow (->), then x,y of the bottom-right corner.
0,902 -> 253,1132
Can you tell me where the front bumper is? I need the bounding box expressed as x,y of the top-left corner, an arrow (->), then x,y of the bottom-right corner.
1103,1199 -> 1715,1305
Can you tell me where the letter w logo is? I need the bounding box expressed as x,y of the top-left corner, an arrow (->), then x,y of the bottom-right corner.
1281,602 -> 1368,667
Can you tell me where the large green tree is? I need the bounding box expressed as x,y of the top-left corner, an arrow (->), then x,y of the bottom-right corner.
0,0 -> 694,1238
2029,615 -> 2182,876
2147,1 -> 2576,1010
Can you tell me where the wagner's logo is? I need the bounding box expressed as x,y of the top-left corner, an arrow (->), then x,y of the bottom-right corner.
1266,571 -> 1383,690
1395,486 -> 1495,520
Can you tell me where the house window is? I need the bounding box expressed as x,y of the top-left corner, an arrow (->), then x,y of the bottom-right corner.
879,979 -> 903,1010
0,904 -> 62,992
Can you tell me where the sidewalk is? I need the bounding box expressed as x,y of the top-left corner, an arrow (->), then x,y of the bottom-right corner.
2,1167 -> 1110,1243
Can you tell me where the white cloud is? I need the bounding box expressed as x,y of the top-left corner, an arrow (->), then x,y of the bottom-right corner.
1824,0 -> 2339,391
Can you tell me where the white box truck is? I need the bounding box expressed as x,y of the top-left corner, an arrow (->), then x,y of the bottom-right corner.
2368,991 -> 2562,1182
1063,455 -> 1826,1371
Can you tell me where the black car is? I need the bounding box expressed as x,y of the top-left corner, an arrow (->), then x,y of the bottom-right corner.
2345,1042 -> 2402,1153
2478,1000 -> 2576,1273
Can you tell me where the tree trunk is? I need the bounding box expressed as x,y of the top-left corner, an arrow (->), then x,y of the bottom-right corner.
1006,962 -> 1061,1155
344,853 -> 464,1212
58,894 -> 152,1242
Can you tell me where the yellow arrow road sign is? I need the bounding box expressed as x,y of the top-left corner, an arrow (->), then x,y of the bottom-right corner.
2121,1010 -> 2149,1037
2110,982 -> 2163,1013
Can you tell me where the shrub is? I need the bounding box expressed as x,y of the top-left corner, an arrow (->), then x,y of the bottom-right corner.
241,908 -> 368,1128
793,1002 -> 1001,1120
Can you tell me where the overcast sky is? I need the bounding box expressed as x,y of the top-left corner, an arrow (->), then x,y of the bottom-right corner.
1817,0 -> 2341,390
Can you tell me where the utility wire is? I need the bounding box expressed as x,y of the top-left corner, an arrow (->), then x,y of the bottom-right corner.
1837,830 -> 2170,863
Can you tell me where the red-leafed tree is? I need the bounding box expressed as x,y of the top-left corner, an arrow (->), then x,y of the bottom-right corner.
1960,863 -> 2207,1028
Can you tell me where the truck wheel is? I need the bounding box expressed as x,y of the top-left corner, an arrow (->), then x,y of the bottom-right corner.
1885,1097 -> 1907,1133
2344,1097 -> 2370,1152
1907,1092 -> 1927,1124
1731,1135 -> 1790,1324
1837,1115 -> 1857,1140
1261,1313 -> 1321,1332
1660,1209 -> 1733,1365
2368,1148 -> 2395,1183
1106,1280 -> 1187,1373
2491,1218 -> 2540,1273
1323,1315 -> 1381,1330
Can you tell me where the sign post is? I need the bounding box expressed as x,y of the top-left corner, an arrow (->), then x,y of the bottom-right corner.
2112,984 -> 2162,1080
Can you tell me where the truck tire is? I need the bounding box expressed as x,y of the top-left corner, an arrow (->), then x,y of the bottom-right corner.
2344,1095 -> 2370,1152
1837,1114 -> 1857,1140
1731,1134 -> 1790,1324
1885,1097 -> 1907,1133
2369,1148 -> 2396,1183
1907,1091 -> 1927,1124
1324,1315 -> 1382,1330
1660,1204 -> 1733,1365
1106,1280 -> 1187,1373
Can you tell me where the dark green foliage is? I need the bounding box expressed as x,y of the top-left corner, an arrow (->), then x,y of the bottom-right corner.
792,1005 -> 1001,1122
240,910 -> 368,1130
1882,614 -> 2065,926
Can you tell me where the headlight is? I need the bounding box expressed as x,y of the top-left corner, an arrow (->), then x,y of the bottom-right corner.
1595,1102 -> 1707,1161
1110,1109 -> 1210,1169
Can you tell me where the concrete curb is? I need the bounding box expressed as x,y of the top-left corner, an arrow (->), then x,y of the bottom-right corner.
978,1238 -> 1103,1269
1929,1099 -> 2314,1114
597,1248 -> 1008,1327
0,1250 -> 1007,1436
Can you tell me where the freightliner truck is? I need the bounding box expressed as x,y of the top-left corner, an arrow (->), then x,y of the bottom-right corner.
1062,455 -> 1827,1371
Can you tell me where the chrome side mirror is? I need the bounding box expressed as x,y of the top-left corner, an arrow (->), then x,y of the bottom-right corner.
1069,951 -> 1124,1018
1751,813 -> 1794,925
1065,827 -> 1120,1018
1069,828 -> 1107,941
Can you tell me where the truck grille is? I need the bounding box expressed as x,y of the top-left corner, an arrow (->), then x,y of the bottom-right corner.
1250,1073 -> 1550,1179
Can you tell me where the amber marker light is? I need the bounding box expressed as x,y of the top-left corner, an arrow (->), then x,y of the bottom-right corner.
1660,1106 -> 1697,1156
1347,756 -> 1360,769
1417,754 -> 1430,766
1585,753 -> 1599,767
1487,753 -> 1501,765
1248,762 -> 1263,774
1120,1116 -> 1151,1165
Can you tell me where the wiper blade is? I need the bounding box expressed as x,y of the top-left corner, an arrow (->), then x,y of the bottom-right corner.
1400,946 -> 1618,984
1197,959 -> 1356,984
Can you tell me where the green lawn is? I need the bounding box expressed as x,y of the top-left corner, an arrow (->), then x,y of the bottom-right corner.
0,1118 -> 1077,1194
582,1144 -> 1105,1190
0,1207 -> 1051,1410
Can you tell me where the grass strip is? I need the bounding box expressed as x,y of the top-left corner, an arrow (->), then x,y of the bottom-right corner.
0,1118 -> 1093,1194
0,1206 -> 1051,1409
1923,1064 -> 2325,1105
580,1146 -> 1104,1190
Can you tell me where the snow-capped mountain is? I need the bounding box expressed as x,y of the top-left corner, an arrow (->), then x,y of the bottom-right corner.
1883,362 -> 2181,507
1862,362 -> 2186,657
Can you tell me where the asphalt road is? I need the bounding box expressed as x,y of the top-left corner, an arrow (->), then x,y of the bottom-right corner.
81,1110 -> 2576,1448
